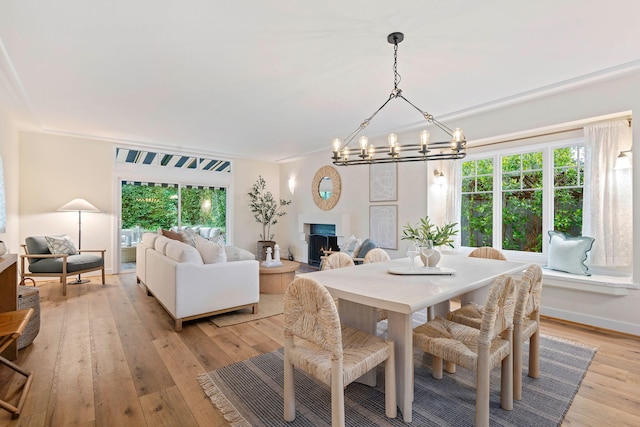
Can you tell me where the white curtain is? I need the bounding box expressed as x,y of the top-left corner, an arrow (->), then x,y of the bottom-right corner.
0,155 -> 5,233
443,159 -> 462,249
582,119 -> 632,266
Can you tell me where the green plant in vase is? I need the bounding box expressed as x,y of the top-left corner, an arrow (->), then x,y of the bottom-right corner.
248,175 -> 291,260
401,216 -> 458,266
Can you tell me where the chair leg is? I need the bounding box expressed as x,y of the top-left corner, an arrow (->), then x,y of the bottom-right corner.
101,267 -> 105,285
384,342 -> 397,419
432,356 -> 443,379
331,359 -> 345,427
283,348 -> 296,422
476,352 -> 490,427
445,361 -> 456,373
529,329 -> 540,378
501,351 -> 513,410
0,355 -> 34,419
513,328 -> 524,401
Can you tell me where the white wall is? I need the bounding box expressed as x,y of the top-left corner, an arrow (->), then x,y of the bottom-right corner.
19,132 -> 115,272
279,70 -> 640,334
0,109 -> 19,252
16,132 -> 280,274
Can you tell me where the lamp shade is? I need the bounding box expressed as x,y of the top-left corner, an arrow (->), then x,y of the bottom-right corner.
58,198 -> 100,212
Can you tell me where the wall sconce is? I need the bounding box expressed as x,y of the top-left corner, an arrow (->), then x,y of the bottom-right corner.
615,149 -> 632,170
433,169 -> 446,185
288,177 -> 296,194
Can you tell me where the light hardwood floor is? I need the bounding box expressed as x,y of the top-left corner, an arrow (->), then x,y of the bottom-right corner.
0,273 -> 638,426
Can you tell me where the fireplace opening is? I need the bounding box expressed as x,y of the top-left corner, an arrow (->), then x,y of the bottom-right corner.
308,224 -> 337,267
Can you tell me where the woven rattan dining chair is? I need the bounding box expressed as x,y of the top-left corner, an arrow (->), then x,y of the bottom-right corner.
468,246 -> 507,260
447,264 -> 543,400
321,252 -> 355,271
284,276 -> 397,426
413,275 -> 517,427
0,309 -> 35,418
363,248 -> 391,264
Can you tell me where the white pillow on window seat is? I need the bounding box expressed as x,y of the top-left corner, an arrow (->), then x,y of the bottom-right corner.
545,230 -> 595,276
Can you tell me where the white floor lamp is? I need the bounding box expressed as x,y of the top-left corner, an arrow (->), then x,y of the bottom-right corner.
58,198 -> 100,284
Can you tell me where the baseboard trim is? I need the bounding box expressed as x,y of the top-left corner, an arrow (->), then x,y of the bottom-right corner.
541,306 -> 640,336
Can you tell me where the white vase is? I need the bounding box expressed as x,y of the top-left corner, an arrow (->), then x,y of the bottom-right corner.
420,248 -> 441,267
0,241 -> 7,256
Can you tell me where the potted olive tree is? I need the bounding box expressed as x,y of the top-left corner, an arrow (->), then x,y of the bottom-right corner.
401,216 -> 458,266
248,175 -> 291,261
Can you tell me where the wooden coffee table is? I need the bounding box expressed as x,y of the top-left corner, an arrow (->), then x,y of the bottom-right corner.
259,260 -> 300,294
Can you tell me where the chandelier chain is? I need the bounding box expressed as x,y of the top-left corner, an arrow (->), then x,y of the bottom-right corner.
393,41 -> 401,91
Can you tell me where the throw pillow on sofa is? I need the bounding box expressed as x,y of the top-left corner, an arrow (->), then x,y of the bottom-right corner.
195,235 -> 227,264
160,228 -> 183,242
165,240 -> 204,264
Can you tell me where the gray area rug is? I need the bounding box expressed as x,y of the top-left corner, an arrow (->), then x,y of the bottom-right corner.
210,293 -> 284,327
198,335 -> 596,426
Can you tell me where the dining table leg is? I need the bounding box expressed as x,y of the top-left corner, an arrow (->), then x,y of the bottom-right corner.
337,299 -> 378,386
387,310 -> 413,423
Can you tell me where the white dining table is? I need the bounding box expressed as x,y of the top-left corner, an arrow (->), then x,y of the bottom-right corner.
301,254 -> 527,423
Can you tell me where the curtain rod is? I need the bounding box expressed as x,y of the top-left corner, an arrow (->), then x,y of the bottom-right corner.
470,117 -> 632,150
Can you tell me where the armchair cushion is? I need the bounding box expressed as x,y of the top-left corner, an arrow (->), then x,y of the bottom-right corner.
28,254 -> 104,273
45,235 -> 78,255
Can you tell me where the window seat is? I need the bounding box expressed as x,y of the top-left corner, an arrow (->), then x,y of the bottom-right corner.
540,267 -> 638,296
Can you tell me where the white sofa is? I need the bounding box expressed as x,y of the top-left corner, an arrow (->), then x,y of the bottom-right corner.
136,232 -> 259,331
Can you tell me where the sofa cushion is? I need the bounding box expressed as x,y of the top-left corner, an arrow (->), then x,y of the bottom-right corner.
45,235 -> 78,255
195,235 -> 227,264
165,240 -> 204,264
141,232 -> 158,247
154,235 -> 172,254
224,246 -> 256,262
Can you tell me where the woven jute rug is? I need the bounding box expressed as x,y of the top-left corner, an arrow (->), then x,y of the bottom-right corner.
199,334 -> 596,426
210,293 -> 283,327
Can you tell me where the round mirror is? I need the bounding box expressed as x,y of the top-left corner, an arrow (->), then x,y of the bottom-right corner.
319,176 -> 333,200
312,166 -> 341,210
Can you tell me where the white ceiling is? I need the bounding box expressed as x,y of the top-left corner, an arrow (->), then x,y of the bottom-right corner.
1,0 -> 639,162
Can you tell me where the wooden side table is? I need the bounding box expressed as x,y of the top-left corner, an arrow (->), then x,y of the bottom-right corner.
259,260 -> 300,294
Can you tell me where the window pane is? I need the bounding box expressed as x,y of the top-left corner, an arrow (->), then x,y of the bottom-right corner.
477,159 -> 493,175
522,152 -> 542,170
502,172 -> 520,190
553,145 -> 584,235
121,183 -> 178,232
502,154 -> 520,172
461,194 -> 493,247
461,158 -> 493,248
181,187 -> 227,234
502,190 -> 542,252
501,150 -> 543,253
462,177 -> 476,193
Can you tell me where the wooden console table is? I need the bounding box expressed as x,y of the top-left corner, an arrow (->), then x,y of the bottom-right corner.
0,254 -> 18,360
259,260 -> 300,294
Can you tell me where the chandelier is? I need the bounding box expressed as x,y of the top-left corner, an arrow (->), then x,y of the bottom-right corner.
331,32 -> 467,166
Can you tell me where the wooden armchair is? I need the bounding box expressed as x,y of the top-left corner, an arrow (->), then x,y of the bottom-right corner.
20,236 -> 105,296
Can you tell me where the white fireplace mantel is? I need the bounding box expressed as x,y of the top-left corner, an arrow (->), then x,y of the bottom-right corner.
298,213 -> 351,239
296,213 -> 351,263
